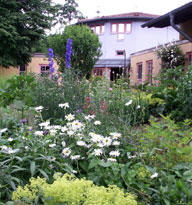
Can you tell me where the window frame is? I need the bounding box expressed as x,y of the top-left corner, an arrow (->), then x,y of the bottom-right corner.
90,24 -> 105,35
40,64 -> 50,76
18,65 -> 27,75
111,22 -> 132,34
186,52 -> 192,65
146,60 -> 153,83
137,62 -> 143,82
116,50 -> 125,56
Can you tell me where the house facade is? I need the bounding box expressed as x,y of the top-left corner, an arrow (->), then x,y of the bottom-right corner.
130,2 -> 192,85
0,53 -> 59,78
78,12 -> 179,80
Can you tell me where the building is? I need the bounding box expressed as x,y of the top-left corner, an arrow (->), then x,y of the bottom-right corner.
0,53 -> 58,78
78,12 -> 179,80
130,2 -> 192,85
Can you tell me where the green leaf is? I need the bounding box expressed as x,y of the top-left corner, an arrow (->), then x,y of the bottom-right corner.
98,160 -> 112,168
38,168 -> 49,180
30,161 -> 36,177
88,158 -> 99,170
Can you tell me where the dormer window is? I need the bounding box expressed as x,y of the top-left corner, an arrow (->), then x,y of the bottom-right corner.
91,25 -> 104,35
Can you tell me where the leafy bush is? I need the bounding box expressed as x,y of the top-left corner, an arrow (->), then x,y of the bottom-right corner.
0,74 -> 36,107
32,69 -> 87,121
157,41 -> 185,69
139,116 -> 192,168
12,173 -> 137,205
48,25 -> 102,78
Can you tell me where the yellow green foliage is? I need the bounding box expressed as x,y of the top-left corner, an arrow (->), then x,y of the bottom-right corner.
139,92 -> 165,106
12,173 -> 137,205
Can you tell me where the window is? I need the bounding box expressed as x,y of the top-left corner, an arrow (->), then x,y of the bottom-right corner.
90,24 -> 104,35
117,33 -> 125,40
116,50 -> 125,56
111,23 -> 131,34
146,60 -> 153,84
186,52 -> 192,65
137,63 -> 142,81
93,68 -> 103,76
40,65 -> 50,76
19,65 -> 27,75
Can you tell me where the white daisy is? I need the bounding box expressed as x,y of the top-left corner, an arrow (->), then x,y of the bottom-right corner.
65,114 -> 75,121
102,137 -> 112,147
62,147 -> 71,157
110,132 -> 121,140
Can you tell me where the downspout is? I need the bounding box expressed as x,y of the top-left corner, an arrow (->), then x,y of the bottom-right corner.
169,13 -> 192,42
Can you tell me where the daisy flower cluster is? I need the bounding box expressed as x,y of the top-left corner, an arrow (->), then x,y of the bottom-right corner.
33,103 -> 122,165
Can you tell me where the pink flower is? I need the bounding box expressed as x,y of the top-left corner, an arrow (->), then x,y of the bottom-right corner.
109,88 -> 113,91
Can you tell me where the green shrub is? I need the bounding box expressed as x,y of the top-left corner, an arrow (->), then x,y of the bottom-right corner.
12,173 -> 137,205
32,69 -> 87,121
0,74 -> 36,107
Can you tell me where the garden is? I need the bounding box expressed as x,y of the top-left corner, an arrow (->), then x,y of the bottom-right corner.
0,42 -> 192,204
0,0 -> 192,204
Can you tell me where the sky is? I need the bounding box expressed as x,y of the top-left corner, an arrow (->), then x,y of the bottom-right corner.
53,0 -> 191,18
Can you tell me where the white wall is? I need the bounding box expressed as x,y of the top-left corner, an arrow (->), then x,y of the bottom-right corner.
97,21 -> 179,60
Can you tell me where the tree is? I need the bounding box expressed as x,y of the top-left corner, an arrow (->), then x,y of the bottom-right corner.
48,25 -> 102,78
0,0 -> 82,67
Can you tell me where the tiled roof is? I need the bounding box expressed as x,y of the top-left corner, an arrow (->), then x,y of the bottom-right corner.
78,12 -> 159,24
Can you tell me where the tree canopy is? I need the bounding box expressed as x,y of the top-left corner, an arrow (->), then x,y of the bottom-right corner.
48,25 -> 102,78
0,0 -> 82,67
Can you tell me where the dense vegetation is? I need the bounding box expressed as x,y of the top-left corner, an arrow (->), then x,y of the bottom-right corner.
0,64 -> 192,204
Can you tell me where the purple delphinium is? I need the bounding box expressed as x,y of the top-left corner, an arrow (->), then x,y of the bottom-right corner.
65,38 -> 73,69
48,48 -> 55,73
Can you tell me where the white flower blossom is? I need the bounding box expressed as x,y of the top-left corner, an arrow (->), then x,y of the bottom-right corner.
151,172 -> 158,179
62,141 -> 66,147
109,150 -> 120,157
65,114 -> 75,121
102,137 -> 112,147
49,129 -> 57,136
112,141 -> 120,146
85,115 -> 95,121
93,149 -> 103,156
0,145 -> 8,150
125,100 -> 133,106
67,130 -> 74,136
59,103 -> 69,109
8,137 -> 13,142
39,121 -> 50,128
77,140 -> 86,147
70,155 -> 81,160
0,128 -> 8,133
110,132 -> 121,140
49,143 -> 56,148
61,126 -> 68,132
34,131 -> 44,137
94,120 -> 101,125
34,106 -> 44,112
62,147 -> 71,157
136,105 -> 141,109
108,158 -> 117,162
